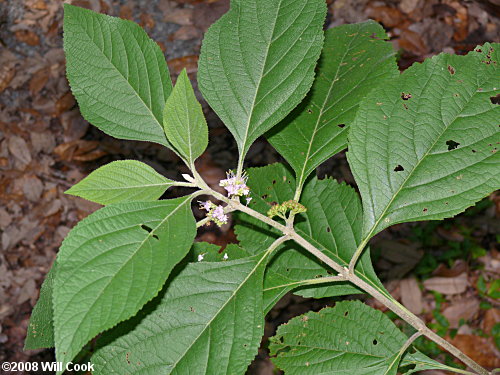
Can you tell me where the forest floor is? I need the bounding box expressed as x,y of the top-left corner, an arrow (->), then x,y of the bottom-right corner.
0,0 -> 499,374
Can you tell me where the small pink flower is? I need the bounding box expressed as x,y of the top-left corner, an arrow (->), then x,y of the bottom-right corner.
211,205 -> 228,225
199,200 -> 213,211
219,171 -> 250,197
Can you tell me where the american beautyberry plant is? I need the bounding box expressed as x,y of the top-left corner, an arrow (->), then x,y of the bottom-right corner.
25,2 -> 499,375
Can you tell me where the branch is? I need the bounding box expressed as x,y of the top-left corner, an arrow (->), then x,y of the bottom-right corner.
196,181 -> 490,375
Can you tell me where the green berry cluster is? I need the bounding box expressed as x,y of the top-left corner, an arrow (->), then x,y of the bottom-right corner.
267,200 -> 307,220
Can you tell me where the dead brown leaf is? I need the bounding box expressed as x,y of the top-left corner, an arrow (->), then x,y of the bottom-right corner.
168,55 -> 199,76
163,8 -> 194,26
29,67 -> 51,94
193,0 -> 230,32
366,6 -> 407,28
54,140 -> 105,162
423,273 -> 468,295
140,13 -> 155,29
481,308 -> 500,334
432,260 -> 468,277
436,226 -> 464,242
21,175 -> 44,202
54,91 -> 76,116
8,136 -> 32,165
397,29 -> 428,55
119,4 -> 134,20
14,30 -> 40,46
448,334 -> 500,369
0,65 -> 16,93
400,277 -> 423,314
0,208 -> 12,229
169,25 -> 201,41
442,298 -> 480,328
30,131 -> 56,154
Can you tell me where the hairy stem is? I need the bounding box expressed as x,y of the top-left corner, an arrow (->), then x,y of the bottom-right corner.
291,231 -> 489,375
196,217 -> 211,228
197,183 -> 490,375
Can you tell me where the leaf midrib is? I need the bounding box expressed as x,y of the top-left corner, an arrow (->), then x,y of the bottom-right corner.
239,0 -> 282,154
170,254 -> 267,371
72,182 -> 173,192
296,29 -> 358,189
361,55 -> 491,241
56,198 -> 191,358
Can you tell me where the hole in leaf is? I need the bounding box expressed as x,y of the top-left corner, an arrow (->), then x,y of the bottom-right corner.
394,165 -> 404,172
141,224 -> 159,240
344,311 -> 349,317
307,109 -> 313,114
373,339 -> 378,345
272,180 -> 276,185
279,336 -> 284,343
261,194 -> 268,199
326,227 -> 331,233
446,140 -> 460,150
286,268 -> 290,272
337,123 -> 346,128
490,94 -> 500,105
423,208 -> 428,212
472,149 -> 477,153
401,92 -> 412,100
447,65 -> 455,75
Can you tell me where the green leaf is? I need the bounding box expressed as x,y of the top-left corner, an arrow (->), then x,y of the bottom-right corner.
92,252 -> 271,374
347,44 -> 500,242
163,69 -> 208,166
269,300 -> 409,375
24,264 -> 56,350
267,21 -> 397,190
401,350 -> 469,375
65,160 -> 175,205
53,197 -> 196,372
235,164 -> 386,312
198,0 -> 327,161
63,4 -> 172,147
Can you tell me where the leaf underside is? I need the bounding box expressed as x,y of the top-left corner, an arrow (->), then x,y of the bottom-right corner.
267,21 -> 398,188
348,43 -> 500,240
92,253 -> 268,375
270,300 -> 444,375
65,160 -> 175,205
63,4 -> 173,146
198,0 -> 327,158
53,198 -> 195,372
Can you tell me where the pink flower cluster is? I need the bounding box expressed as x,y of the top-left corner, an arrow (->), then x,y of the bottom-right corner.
219,171 -> 250,197
199,200 -> 228,227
